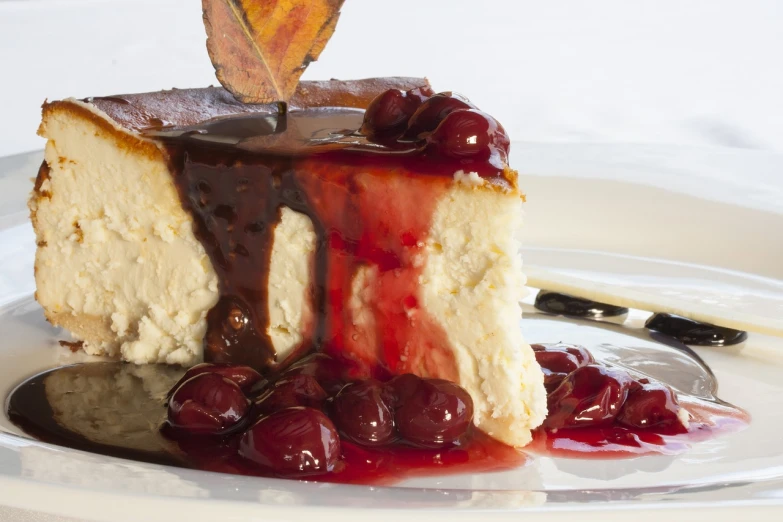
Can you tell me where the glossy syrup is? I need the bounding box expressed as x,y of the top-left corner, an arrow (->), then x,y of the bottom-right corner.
6,362 -> 523,485
530,398 -> 747,458
7,333 -> 748,485
523,311 -> 750,459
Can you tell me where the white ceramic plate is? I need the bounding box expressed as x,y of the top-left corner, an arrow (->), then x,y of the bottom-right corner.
2,146 -> 783,521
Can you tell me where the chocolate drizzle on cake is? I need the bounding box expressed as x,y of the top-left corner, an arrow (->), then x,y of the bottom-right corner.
155,109 -> 318,368
152,103 -> 509,372
162,130 -> 331,369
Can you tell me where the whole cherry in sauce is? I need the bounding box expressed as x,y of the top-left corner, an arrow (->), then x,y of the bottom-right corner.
617,380 -> 688,433
331,379 -> 396,446
361,88 -> 429,140
172,362 -> 262,394
282,353 -> 346,395
426,109 -> 510,161
532,343 -> 595,394
167,373 -> 249,434
254,374 -> 327,416
383,373 -> 421,406
544,365 -> 633,430
238,407 -> 341,476
389,374 -> 474,448
403,92 -> 476,139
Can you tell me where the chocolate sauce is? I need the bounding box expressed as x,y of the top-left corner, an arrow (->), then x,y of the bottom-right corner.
646,313 -> 748,346
153,107 -> 507,372
6,363 -> 185,468
534,291 -> 629,318
163,139 -> 324,369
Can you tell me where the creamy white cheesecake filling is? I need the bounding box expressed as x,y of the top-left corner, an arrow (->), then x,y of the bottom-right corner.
33,102 -> 219,365
421,184 -> 547,447
267,207 -> 316,362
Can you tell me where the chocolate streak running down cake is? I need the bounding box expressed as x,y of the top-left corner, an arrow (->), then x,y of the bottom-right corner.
30,78 -> 546,447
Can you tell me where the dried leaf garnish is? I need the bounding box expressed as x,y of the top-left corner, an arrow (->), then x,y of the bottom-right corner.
202,0 -> 345,104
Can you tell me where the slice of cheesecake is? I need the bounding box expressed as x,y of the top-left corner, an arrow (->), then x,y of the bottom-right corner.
30,78 -> 546,446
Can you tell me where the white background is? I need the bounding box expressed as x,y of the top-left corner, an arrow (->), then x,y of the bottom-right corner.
1,0 -> 783,157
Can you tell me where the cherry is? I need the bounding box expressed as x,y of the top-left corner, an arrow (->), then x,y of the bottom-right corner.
541,373 -> 568,395
544,365 -> 633,430
332,379 -> 395,446
282,353 -> 346,395
384,373 -> 422,406
617,381 -> 688,433
531,343 -> 595,394
531,343 -> 594,373
254,374 -> 327,415
389,375 -> 474,448
426,109 -> 510,160
168,373 -> 249,434
361,88 -> 428,140
173,363 -> 262,393
403,92 -> 476,139
238,407 -> 341,475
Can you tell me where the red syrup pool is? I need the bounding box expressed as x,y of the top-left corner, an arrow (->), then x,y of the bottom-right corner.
173,427 -> 526,486
529,398 -> 749,458
5,339 -> 748,485
526,340 -> 749,459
